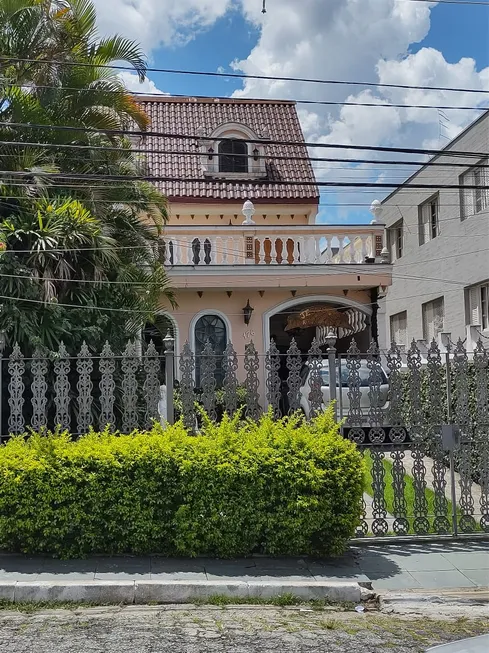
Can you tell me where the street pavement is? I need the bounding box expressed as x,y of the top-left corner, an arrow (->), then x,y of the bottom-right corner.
1,605 -> 488,652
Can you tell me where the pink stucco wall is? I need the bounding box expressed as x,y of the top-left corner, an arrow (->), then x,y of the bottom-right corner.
159,287 -> 373,383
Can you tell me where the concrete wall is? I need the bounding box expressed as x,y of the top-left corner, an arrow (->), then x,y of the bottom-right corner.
378,112 -> 489,349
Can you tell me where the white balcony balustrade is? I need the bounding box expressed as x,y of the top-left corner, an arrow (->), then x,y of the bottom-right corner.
159,225 -> 385,267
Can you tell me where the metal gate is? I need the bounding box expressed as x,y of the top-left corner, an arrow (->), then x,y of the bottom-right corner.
339,339 -> 489,538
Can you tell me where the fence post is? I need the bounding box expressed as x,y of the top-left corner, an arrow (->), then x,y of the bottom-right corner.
325,330 -> 337,420
164,332 -> 175,425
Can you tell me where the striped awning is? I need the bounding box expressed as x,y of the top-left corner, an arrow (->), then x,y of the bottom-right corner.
316,309 -> 368,343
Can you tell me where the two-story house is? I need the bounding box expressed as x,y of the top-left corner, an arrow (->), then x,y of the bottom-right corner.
136,96 -> 392,393
378,110 -> 489,352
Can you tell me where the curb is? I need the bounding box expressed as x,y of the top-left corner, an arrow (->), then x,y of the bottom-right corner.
0,580 -> 367,605
381,590 -> 489,606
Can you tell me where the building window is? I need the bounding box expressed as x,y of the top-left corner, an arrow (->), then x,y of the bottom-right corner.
388,220 -> 403,261
460,159 -> 489,220
468,282 -> 489,331
422,297 -> 444,342
218,139 -> 248,173
419,196 -> 439,245
390,311 -> 407,346
194,314 -> 227,387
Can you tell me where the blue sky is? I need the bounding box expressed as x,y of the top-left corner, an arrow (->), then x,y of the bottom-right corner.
107,0 -> 489,225
414,3 -> 488,69
150,3 -> 489,97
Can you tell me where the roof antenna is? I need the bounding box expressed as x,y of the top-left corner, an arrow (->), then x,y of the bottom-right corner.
262,0 -> 267,13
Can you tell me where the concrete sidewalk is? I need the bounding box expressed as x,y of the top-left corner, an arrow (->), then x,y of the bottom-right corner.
0,540 -> 487,604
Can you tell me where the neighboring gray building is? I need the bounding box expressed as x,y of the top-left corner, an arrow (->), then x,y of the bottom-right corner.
376,110 -> 489,352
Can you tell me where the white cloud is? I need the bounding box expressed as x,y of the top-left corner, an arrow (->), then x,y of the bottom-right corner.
92,0 -> 232,50
233,0 -> 489,212
118,71 -> 169,96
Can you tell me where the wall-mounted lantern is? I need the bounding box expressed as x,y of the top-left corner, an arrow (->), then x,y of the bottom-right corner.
242,299 -> 254,325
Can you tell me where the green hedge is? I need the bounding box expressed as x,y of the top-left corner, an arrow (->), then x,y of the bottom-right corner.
0,407 -> 364,558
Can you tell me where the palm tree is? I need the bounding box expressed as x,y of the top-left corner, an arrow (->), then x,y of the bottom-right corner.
0,0 -> 175,354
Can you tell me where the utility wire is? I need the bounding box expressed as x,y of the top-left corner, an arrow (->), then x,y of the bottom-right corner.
0,279 -> 479,320
3,57 -> 489,95
0,194 -> 477,208
1,169 -> 487,190
1,139 -> 488,169
5,83 -> 488,112
2,120 -> 488,158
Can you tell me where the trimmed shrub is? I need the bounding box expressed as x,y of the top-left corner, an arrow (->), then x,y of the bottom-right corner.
0,407 -> 364,558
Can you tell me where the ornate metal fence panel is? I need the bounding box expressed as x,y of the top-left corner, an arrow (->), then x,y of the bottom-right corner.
244,341 -> 260,421
31,347 -> 48,431
99,342 -> 116,430
286,338 -> 302,414
121,341 -> 139,433
426,340 -> 451,535
222,342 -> 239,416
8,344 -> 25,435
385,342 -> 409,536
179,341 -> 196,431
307,338 -> 323,418
344,340 -> 368,536
200,340 -> 217,421
406,340 -> 430,535
54,342 -> 71,431
345,339 -> 364,443
366,341 -> 388,535
265,339 -> 282,419
452,339 -> 476,533
76,342 -> 93,435
143,341 -> 161,429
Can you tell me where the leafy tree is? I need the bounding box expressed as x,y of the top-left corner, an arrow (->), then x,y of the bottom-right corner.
0,0 -> 175,354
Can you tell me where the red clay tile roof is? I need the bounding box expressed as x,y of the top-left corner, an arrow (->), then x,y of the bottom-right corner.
135,97 -> 319,204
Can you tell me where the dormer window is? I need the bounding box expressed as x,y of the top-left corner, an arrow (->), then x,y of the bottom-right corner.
218,139 -> 248,173
200,122 -> 266,178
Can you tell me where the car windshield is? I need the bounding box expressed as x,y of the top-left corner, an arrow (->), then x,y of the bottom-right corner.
319,365 -> 387,387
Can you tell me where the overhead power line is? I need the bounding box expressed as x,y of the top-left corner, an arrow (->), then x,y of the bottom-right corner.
0,194 -> 476,209
7,84 -> 488,112
1,139 -> 488,169
3,57 -> 489,95
2,120 -> 488,158
1,169 -> 488,190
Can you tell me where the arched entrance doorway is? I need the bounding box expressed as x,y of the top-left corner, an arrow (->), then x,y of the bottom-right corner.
263,296 -> 372,413
267,299 -> 371,357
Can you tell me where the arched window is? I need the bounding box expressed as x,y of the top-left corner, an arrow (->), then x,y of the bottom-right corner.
218,139 -> 248,173
194,314 -> 227,387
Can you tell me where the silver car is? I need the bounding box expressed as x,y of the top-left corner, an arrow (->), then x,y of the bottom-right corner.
427,635 -> 489,652
299,359 -> 389,420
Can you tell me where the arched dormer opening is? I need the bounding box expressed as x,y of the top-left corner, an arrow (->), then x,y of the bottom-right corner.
199,122 -> 266,178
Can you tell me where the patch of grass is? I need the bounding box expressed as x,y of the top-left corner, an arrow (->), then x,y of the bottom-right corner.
0,594 -> 358,614
363,451 -> 460,534
0,599 -> 105,614
185,594 -> 356,610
